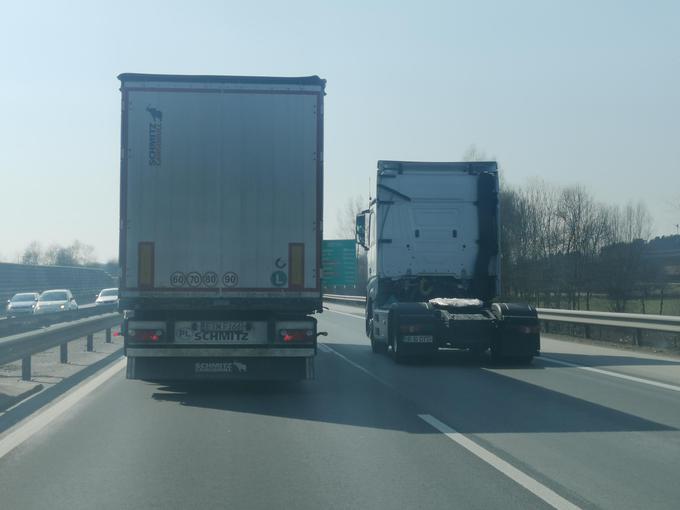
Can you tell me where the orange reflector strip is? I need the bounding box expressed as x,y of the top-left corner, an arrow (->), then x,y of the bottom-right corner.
138,242 -> 155,289
289,243 -> 304,289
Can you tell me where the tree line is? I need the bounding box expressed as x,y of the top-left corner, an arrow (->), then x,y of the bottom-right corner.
17,240 -> 118,274
499,180 -> 670,312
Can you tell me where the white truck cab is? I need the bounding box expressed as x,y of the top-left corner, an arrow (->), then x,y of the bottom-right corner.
357,161 -> 539,363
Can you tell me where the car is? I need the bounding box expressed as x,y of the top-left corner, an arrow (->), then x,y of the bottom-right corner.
34,289 -> 78,314
95,287 -> 118,306
6,292 -> 39,316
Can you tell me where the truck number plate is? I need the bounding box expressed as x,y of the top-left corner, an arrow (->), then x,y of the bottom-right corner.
402,335 -> 433,343
175,321 -> 265,344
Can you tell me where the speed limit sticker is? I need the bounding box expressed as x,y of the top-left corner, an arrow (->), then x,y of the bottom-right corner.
203,272 -> 218,287
187,272 -> 202,287
222,272 -> 239,287
170,272 -> 186,287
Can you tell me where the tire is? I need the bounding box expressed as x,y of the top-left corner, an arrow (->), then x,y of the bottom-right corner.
470,345 -> 488,361
389,331 -> 406,364
365,299 -> 373,336
370,333 -> 387,354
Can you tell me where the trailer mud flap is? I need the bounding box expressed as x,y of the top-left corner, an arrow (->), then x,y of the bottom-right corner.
126,356 -> 314,381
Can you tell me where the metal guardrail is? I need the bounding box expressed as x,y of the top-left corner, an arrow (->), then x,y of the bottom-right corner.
0,304 -> 115,338
0,313 -> 122,381
323,294 -> 680,334
535,308 -> 680,334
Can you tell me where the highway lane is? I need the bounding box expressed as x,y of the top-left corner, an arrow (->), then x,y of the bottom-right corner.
1,304 -> 679,509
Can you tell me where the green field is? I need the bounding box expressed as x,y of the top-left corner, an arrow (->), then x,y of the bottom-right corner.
514,294 -> 680,316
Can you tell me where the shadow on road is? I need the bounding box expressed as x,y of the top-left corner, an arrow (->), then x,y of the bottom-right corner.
150,342 -> 677,435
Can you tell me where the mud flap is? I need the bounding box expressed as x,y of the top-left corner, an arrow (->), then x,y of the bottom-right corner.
389,302 -> 438,358
491,303 -> 541,358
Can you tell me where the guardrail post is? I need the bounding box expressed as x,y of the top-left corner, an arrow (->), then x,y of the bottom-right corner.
635,329 -> 643,347
86,333 -> 94,352
584,324 -> 591,339
106,328 -> 112,343
22,356 -> 31,381
60,343 -> 68,363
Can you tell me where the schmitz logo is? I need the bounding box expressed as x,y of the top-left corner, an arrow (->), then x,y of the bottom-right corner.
146,106 -> 162,166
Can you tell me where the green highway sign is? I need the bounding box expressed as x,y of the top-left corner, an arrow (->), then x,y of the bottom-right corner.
322,240 -> 357,287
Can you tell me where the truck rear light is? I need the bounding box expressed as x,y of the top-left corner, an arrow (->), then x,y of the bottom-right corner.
127,321 -> 166,342
279,329 -> 314,342
129,329 -> 164,342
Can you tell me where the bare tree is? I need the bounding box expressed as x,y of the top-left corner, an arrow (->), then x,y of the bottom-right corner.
336,195 -> 366,239
462,144 -> 490,162
20,241 -> 43,265
42,240 -> 96,266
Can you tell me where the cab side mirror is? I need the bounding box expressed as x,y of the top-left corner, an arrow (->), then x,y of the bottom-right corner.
356,213 -> 368,250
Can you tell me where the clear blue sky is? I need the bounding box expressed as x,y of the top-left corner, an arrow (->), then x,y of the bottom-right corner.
1,0 -> 678,262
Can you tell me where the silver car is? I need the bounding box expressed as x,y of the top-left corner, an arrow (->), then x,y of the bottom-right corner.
34,289 -> 79,314
95,287 -> 118,306
6,292 -> 39,316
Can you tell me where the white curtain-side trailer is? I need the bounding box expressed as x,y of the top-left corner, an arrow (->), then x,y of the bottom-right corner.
118,73 -> 326,380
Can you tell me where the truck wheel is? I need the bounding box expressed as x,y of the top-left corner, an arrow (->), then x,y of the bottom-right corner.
370,333 -> 387,354
389,332 -> 406,364
470,346 -> 488,361
365,299 -> 373,336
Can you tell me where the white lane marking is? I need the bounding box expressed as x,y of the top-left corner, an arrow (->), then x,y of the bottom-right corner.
325,308 -> 364,320
419,414 -> 582,510
321,341 -> 581,509
0,358 -> 126,460
540,355 -> 680,393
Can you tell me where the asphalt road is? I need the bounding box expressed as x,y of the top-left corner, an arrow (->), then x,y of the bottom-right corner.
1,302 -> 680,509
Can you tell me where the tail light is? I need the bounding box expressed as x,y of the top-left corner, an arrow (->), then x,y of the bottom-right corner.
279,329 -> 314,342
129,329 -> 164,342
127,321 -> 166,342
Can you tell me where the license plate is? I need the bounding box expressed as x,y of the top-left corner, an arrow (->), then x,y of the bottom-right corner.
402,335 -> 433,343
175,321 -> 266,344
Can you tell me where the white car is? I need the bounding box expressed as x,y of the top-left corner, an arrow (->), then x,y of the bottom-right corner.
95,288 -> 118,306
6,292 -> 39,316
34,289 -> 79,314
